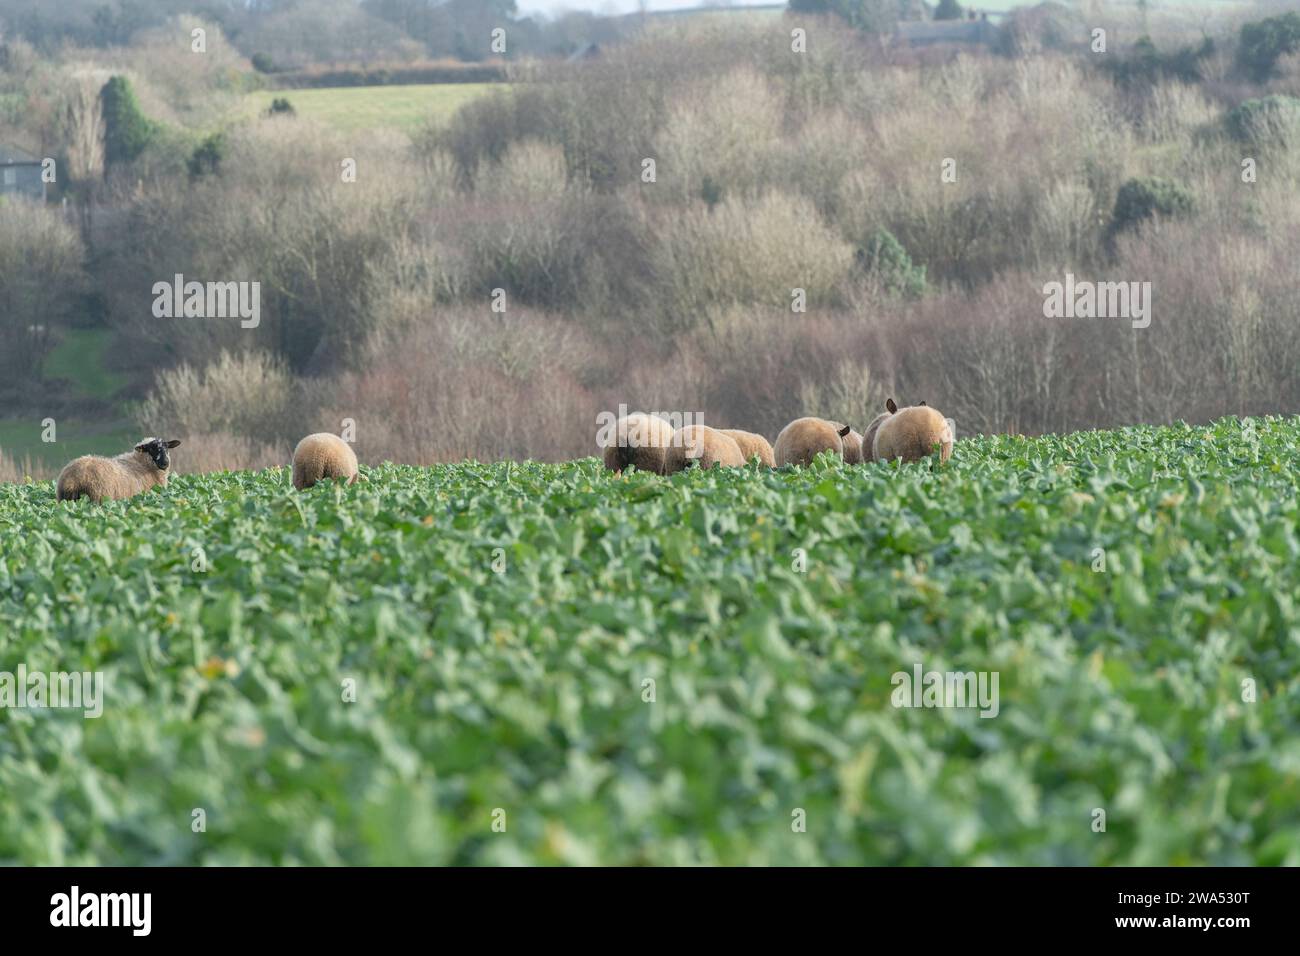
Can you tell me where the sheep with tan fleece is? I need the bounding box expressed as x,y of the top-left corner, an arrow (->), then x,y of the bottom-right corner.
292,433 -> 360,489
663,425 -> 746,473
57,438 -> 182,503
719,429 -> 775,467
601,413 -> 676,475
773,417 -> 849,467
872,399 -> 954,464
840,427 -> 865,464
860,411 -> 892,463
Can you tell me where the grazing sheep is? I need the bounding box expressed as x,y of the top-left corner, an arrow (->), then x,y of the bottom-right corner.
860,410 -> 893,464
840,427 -> 865,464
292,433 -> 360,490
56,437 -> 182,503
773,417 -> 849,467
663,425 -> 746,474
872,399 -> 954,464
601,413 -> 675,475
719,429 -> 775,467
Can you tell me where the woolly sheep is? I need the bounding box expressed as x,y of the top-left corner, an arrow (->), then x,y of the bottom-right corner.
601,413 -> 676,475
773,417 -> 849,467
663,424 -> 746,474
841,427 -> 865,464
292,432 -> 360,490
719,429 -> 775,467
872,399 -> 954,464
56,437 -> 182,503
860,411 -> 893,464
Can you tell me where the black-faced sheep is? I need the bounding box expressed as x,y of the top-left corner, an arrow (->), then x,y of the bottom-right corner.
56,437 -> 182,503
601,413 -> 676,475
773,417 -> 849,467
872,399 -> 954,464
663,425 -> 746,474
719,429 -> 775,467
292,433 -> 360,490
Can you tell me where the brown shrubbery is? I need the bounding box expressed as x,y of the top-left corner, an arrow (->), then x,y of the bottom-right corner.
169,432 -> 290,476
135,349 -> 302,443
325,309 -> 599,463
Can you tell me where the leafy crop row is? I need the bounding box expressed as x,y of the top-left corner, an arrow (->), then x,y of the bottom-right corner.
1,417 -> 1298,864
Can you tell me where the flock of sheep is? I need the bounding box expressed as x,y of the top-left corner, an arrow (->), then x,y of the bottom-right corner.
51,399 -> 953,504
603,399 -> 955,475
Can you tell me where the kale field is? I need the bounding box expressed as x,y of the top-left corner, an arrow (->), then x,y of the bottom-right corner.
1,417 -> 1298,865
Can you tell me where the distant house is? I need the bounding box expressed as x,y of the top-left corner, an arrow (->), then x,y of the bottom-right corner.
895,14 -> 999,48
0,144 -> 46,202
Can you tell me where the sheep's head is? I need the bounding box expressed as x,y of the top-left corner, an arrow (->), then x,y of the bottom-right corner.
136,437 -> 182,471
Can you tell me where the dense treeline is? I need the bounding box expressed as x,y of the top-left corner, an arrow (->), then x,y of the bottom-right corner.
2,4 -> 1300,476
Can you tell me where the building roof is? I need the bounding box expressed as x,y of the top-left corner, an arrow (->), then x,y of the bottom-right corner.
653,3 -> 784,15
895,19 -> 999,46
0,144 -> 39,165
616,3 -> 784,22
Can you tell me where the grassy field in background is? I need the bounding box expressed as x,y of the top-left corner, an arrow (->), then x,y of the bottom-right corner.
2,417 -> 1298,864
0,420 -> 138,475
42,330 -> 129,401
0,330 -> 134,474
239,83 -> 498,133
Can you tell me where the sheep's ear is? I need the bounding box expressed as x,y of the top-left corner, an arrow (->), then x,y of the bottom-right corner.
837,424 -> 851,437
886,398 -> 898,414
134,441 -> 149,452
919,400 -> 927,407
165,439 -> 181,448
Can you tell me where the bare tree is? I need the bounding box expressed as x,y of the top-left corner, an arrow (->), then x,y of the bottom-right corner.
0,203 -> 86,390
63,73 -> 106,184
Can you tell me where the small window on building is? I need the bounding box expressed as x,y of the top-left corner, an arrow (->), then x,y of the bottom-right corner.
2,167 -> 16,186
